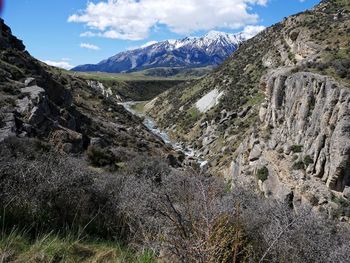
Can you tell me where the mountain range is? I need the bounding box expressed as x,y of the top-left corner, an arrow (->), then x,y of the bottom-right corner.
72,31 -> 245,73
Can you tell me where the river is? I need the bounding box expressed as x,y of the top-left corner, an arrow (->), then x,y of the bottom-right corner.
120,101 -> 207,167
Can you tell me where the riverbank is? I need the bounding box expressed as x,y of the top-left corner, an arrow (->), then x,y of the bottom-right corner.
119,101 -> 208,170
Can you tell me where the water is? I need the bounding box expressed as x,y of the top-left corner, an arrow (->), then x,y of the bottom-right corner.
119,101 -> 206,165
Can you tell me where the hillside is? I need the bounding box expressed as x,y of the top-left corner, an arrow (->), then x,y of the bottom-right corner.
146,0 -> 350,215
72,31 -> 245,75
2,2 -> 350,262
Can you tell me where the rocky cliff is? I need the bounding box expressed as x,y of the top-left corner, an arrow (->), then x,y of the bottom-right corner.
230,68 -> 350,216
146,0 -> 350,218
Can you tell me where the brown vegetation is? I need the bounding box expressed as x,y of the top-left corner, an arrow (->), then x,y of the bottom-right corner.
1,137 -> 350,262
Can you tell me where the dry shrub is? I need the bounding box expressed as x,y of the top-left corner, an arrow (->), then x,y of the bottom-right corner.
1,137 -> 350,263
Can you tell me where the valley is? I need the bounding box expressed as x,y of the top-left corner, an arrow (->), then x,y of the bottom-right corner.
1,0 -> 350,262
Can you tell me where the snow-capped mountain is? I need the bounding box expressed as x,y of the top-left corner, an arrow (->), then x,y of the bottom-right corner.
72,31 -> 245,73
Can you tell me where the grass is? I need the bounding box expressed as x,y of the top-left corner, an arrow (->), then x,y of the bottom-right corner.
68,67 -> 209,82
0,230 -> 157,263
186,107 -> 201,121
245,92 -> 265,107
180,82 -> 207,102
131,101 -> 148,114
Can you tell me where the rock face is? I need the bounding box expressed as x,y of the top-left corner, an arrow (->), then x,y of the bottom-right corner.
263,70 -> 350,192
230,69 -> 350,215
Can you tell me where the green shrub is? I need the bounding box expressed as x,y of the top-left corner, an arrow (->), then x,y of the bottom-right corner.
87,145 -> 116,168
304,155 -> 314,166
277,148 -> 284,154
291,145 -> 303,153
256,166 -> 269,182
293,161 -> 305,170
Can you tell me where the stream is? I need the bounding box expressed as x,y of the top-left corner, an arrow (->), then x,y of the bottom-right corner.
120,101 -> 207,167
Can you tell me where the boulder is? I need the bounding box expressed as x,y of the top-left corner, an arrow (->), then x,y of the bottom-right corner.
249,144 -> 262,161
20,85 -> 45,102
261,173 -> 293,204
16,97 -> 31,114
24,77 -> 36,87
200,161 -> 210,173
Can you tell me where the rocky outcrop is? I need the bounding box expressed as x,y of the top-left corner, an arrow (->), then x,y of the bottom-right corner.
87,80 -> 114,98
263,70 -> 350,192
229,69 -> 350,216
0,18 -> 25,51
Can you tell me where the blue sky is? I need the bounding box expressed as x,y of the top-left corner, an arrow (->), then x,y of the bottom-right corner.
2,0 -> 319,69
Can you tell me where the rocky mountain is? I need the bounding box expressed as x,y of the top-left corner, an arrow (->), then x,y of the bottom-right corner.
72,31 -> 245,73
0,18 -> 177,159
145,0 -> 350,218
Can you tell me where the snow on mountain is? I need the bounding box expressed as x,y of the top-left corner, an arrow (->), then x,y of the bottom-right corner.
72,31 -> 246,73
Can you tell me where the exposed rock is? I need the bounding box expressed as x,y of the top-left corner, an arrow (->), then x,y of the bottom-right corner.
0,113 -> 16,142
200,161 -> 210,173
20,85 -> 45,102
249,144 -> 262,161
87,80 -> 113,98
318,197 -> 328,205
24,77 -> 36,87
262,70 -> 350,192
202,135 -> 217,147
343,187 -> 350,200
261,172 -> 293,204
16,96 -> 31,114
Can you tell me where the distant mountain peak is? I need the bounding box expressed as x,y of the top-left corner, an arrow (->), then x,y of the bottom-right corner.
72,31 -> 246,73
204,30 -> 232,39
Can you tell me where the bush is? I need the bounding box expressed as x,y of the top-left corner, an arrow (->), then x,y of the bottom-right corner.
256,166 -> 269,182
332,59 -> 350,79
304,155 -> 314,166
1,137 -> 350,262
293,161 -> 305,170
0,137 -> 127,240
291,145 -> 303,153
87,145 -> 117,169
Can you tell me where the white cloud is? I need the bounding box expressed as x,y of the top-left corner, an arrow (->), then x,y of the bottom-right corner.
241,25 -> 265,39
43,60 -> 74,70
80,43 -> 100,50
69,0 -> 268,40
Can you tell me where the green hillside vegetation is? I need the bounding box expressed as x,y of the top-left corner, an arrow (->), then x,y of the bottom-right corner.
146,0 -> 350,173
0,231 -> 155,263
69,66 -> 211,81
